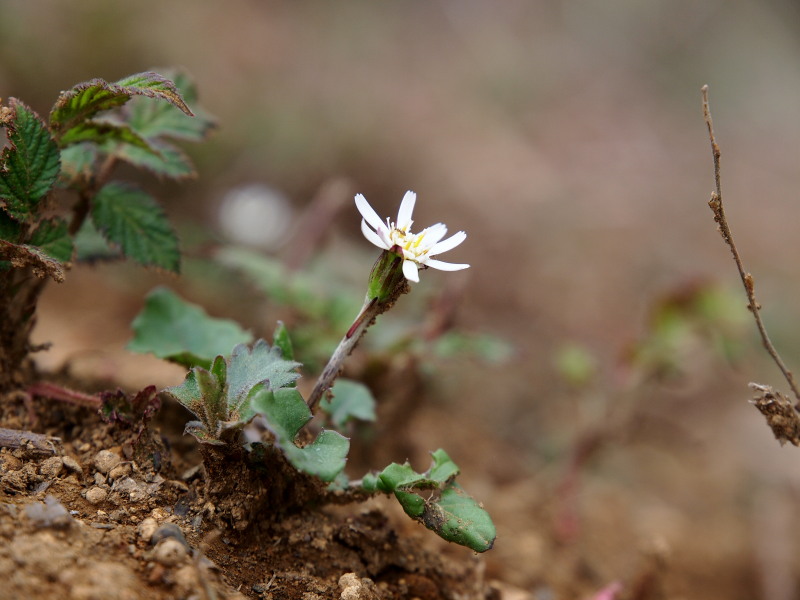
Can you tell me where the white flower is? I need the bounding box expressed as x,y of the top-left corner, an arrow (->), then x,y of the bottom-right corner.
355,191 -> 469,283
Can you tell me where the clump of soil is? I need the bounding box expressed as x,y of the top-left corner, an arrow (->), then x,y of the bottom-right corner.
0,387 -> 493,599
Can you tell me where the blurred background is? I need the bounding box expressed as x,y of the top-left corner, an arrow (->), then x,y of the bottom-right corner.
6,0 -> 800,597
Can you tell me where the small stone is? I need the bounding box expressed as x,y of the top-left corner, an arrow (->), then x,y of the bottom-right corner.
0,453 -> 23,473
61,456 -> 82,474
108,463 -> 131,481
93,450 -> 121,474
150,507 -> 169,521
38,456 -> 63,479
137,518 -> 158,543
152,537 -> 187,566
172,565 -> 200,594
151,522 -> 188,548
94,472 -> 106,486
85,486 -> 108,505
26,495 -> 72,528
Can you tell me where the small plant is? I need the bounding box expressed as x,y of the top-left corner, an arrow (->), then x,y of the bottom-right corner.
132,191 -> 496,552
0,69 -> 214,391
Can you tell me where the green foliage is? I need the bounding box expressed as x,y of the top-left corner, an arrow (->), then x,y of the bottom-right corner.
0,100 -> 60,222
26,218 -> 73,264
91,182 -> 180,272
272,321 -> 295,362
362,450 -> 496,553
249,387 -> 349,481
128,287 -> 253,369
163,339 -> 301,444
319,378 -> 376,428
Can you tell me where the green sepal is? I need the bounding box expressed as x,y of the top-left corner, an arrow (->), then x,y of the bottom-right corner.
91,181 -> 181,272
366,248 -> 405,303
249,387 -> 349,482
0,100 -> 60,221
128,287 -> 253,369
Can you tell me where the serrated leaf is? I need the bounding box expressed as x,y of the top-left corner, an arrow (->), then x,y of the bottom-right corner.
319,379 -> 376,428
50,71 -> 192,133
0,240 -> 66,282
128,287 -> 253,368
110,139 -> 196,180
226,340 -> 301,415
91,182 -> 180,272
367,450 -> 496,553
26,218 -> 73,263
125,69 -> 214,142
249,387 -> 349,481
0,100 -> 60,220
0,210 -> 21,243
59,120 -> 154,152
73,218 -> 120,262
59,143 -> 98,184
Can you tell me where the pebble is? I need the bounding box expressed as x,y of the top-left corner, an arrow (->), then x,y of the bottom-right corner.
151,522 -> 188,548
93,450 -> 121,474
85,486 -> 108,505
62,456 -> 82,474
38,456 -> 63,478
137,518 -> 158,543
152,537 -> 187,566
108,463 -> 132,480
26,495 -> 72,529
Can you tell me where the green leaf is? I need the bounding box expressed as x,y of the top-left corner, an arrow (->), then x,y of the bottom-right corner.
272,321 -> 295,361
26,218 -> 73,263
226,340 -> 301,416
128,287 -> 253,368
109,140 -> 196,180
249,387 -> 349,481
366,450 -> 496,553
59,120 -> 154,152
91,181 -> 180,272
0,100 -> 60,221
50,71 -> 192,133
59,143 -> 98,184
125,69 -> 215,142
163,338 -> 302,445
0,211 -> 22,243
319,379 -> 376,428
72,218 -> 120,262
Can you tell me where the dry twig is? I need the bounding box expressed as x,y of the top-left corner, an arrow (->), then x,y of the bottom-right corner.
702,85 -> 800,406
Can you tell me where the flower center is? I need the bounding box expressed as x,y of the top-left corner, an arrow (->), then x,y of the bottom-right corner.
388,227 -> 428,260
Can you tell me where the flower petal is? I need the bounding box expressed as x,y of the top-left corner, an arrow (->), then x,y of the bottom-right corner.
396,191 -> 416,231
424,258 -> 470,271
402,259 -> 420,282
418,223 -> 448,248
429,231 -> 466,256
361,219 -> 390,250
355,194 -> 386,232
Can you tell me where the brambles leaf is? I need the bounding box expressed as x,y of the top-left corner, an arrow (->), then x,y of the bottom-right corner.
320,379 -> 376,428
125,69 -> 215,142
73,219 -> 120,262
249,387 -> 349,481
109,140 -> 196,180
59,143 -> 98,184
0,100 -> 60,221
163,339 -> 301,444
91,182 -> 180,272
362,449 -> 496,552
128,287 -> 253,369
59,121 -> 154,152
50,71 -> 192,133
26,218 -> 73,263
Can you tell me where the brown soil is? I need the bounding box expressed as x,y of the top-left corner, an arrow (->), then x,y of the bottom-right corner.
0,386 -> 493,600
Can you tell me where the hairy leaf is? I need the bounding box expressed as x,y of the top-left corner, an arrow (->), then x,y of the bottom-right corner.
59,120 -> 154,152
249,387 -> 349,481
0,240 -> 66,282
59,143 -> 98,184
128,287 -> 253,368
26,218 -> 73,263
225,340 -> 301,416
0,100 -> 60,221
91,182 -> 180,272
72,218 -> 120,262
50,71 -> 192,133
109,140 -> 196,180
320,379 -> 376,428
125,69 -> 215,142
363,450 -> 496,553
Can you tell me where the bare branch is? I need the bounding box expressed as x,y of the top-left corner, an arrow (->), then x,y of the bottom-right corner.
702,85 -> 800,405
